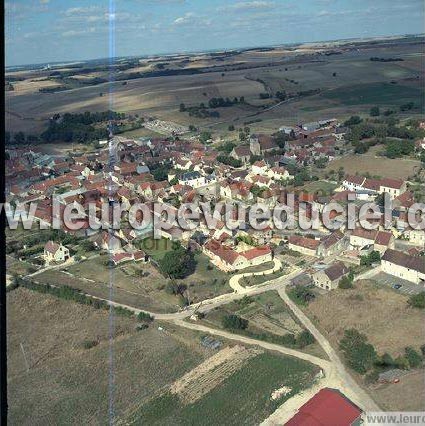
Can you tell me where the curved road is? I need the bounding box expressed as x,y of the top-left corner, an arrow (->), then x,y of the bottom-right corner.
26,261 -> 380,415
228,258 -> 282,293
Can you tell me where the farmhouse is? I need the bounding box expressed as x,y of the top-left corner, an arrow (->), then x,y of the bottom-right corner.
267,166 -> 292,181
251,160 -> 268,175
111,252 -> 134,265
43,241 -> 70,264
249,134 -> 278,156
203,240 -> 272,272
342,175 -> 406,199
349,229 -> 394,254
312,261 -> 350,290
381,249 -> 425,285
288,235 -> 320,257
317,230 -> 348,257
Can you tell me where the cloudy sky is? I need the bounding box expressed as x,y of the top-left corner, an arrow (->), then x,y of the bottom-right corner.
5,0 -> 424,66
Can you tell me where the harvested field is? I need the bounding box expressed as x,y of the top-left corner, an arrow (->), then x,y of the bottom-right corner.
325,148 -> 421,180
7,288 -> 213,425
170,345 -> 262,404
6,40 -> 424,135
304,280 -> 425,356
372,368 -> 425,411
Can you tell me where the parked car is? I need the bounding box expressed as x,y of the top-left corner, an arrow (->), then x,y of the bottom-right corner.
393,284 -> 402,290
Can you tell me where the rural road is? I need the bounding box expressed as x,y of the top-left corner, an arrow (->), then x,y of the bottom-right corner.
172,319 -> 331,371
84,267 -> 301,321
24,261 -> 380,416
277,287 -> 381,413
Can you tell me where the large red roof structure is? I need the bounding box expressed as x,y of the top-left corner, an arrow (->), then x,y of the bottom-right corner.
285,388 -> 362,426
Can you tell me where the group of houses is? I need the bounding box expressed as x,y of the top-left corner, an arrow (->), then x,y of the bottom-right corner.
6,121 -> 424,286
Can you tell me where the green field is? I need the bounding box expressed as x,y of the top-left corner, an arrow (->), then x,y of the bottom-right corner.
322,82 -> 424,108
299,180 -> 339,196
138,237 -> 177,261
127,352 -> 318,426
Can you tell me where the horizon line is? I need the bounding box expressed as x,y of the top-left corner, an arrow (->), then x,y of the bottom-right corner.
6,32 -> 424,70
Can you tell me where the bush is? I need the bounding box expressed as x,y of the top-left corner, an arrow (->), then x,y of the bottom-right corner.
114,306 -> 134,318
339,329 -> 378,374
360,251 -> 380,267
235,295 -> 254,308
281,334 -> 296,346
222,314 -> 248,330
364,369 -> 379,384
296,330 -> 315,348
408,292 -> 425,309
288,286 -> 315,306
377,352 -> 395,368
394,355 -> 410,370
344,116 -> 362,126
82,339 -> 99,350
405,347 -> 422,368
138,311 -> 154,323
370,106 -> 380,117
339,276 -> 354,289
136,323 -> 149,331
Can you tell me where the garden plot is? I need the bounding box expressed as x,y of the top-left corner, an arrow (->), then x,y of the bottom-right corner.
170,345 -> 262,404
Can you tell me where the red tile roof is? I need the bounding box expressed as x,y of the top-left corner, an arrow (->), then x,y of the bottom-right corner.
374,231 -> 392,246
242,246 -> 271,260
204,240 -> 241,265
288,235 -> 320,251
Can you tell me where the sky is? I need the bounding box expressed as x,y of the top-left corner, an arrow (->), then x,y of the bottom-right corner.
5,0 -> 425,66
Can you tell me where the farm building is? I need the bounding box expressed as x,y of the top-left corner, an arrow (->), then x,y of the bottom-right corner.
286,388 -> 362,426
203,239 -> 272,272
288,235 -> 320,257
381,249 -> 425,285
312,261 -> 350,291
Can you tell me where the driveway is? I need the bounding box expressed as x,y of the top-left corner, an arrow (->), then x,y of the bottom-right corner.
372,272 -> 424,295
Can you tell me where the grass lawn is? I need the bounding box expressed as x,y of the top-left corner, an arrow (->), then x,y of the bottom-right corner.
38,256 -> 181,313
37,249 -> 232,312
138,237 -> 177,261
6,255 -> 37,276
127,352 -> 319,425
299,180 -> 339,196
137,237 -> 232,302
240,270 -> 283,287
372,368 -> 425,412
180,253 -> 231,303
